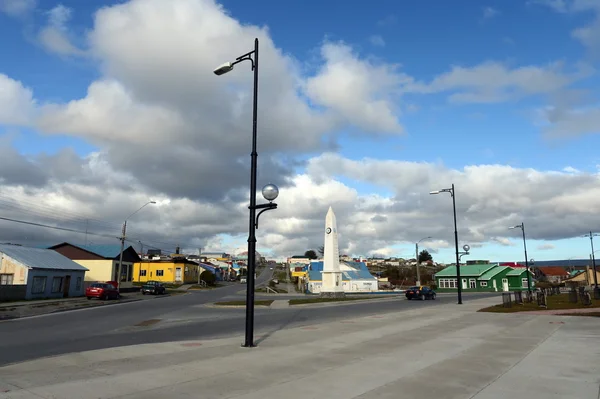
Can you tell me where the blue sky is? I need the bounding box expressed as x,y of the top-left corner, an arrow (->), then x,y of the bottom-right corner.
1,0 -> 600,263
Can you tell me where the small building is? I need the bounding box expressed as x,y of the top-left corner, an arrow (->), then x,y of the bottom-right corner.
305,261 -> 378,293
133,258 -> 203,284
0,244 -> 88,300
534,266 -> 570,283
435,263 -> 534,292
49,242 -> 141,290
563,267 -> 600,287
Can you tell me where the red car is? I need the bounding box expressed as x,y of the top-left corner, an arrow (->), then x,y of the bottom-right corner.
86,283 -> 120,300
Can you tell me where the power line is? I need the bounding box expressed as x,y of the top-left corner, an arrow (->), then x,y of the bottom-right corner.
0,216 -> 119,239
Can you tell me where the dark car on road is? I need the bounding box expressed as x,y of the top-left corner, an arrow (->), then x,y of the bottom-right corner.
141,281 -> 167,295
405,286 -> 436,300
86,283 -> 120,300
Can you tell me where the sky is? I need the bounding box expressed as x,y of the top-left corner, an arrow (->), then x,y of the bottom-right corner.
1,0 -> 600,263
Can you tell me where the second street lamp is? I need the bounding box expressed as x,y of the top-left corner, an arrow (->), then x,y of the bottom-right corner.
117,201 -> 156,290
415,236 -> 432,286
583,231 -> 599,298
429,184 -> 462,304
509,222 -> 532,295
214,38 -> 279,348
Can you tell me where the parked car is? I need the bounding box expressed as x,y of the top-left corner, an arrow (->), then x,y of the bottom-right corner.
86,283 -> 120,300
405,286 -> 436,300
141,281 -> 166,295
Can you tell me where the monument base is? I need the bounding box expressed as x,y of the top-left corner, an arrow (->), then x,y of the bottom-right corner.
319,291 -> 346,299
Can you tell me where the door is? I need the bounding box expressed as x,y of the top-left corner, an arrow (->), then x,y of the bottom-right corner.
462,279 -> 467,289
502,278 -> 509,292
493,280 -> 497,291
175,268 -> 182,282
63,275 -> 71,298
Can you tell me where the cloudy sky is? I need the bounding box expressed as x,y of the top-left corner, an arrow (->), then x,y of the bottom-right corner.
0,0 -> 600,262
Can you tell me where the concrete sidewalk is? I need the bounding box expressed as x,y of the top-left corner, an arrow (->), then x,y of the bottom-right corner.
1,297 -> 599,398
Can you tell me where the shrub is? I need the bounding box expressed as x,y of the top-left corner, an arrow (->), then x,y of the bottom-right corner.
200,271 -> 216,286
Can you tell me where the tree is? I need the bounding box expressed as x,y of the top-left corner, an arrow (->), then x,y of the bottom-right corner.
317,246 -> 325,256
304,250 -> 318,259
200,270 -> 216,286
418,250 -> 433,263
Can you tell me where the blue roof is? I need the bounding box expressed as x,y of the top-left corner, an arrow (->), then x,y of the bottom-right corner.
307,261 -> 376,281
77,244 -> 125,259
198,263 -> 222,274
0,244 -> 88,271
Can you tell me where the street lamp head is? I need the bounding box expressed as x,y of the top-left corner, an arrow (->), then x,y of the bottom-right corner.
509,225 -> 520,229
262,183 -> 279,202
213,62 -> 234,76
463,244 -> 470,252
149,201 -> 157,204
530,258 -> 535,264
429,190 -> 440,195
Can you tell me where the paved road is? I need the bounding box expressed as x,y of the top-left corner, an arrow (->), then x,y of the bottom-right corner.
0,277 -> 499,367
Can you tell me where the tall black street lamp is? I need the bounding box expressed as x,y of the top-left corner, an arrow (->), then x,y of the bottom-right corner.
509,223 -> 532,294
214,38 -> 279,348
415,236 -> 431,286
430,184 -> 462,304
583,231 -> 599,297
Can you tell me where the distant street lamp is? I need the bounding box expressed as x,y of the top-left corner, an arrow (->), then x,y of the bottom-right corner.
430,184 -> 462,304
415,236 -> 432,286
582,231 -> 599,297
117,201 -> 156,290
509,222 -> 531,294
214,38 -> 279,348
459,244 -> 471,261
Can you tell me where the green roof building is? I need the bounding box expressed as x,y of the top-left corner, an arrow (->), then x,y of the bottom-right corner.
434,263 -> 534,292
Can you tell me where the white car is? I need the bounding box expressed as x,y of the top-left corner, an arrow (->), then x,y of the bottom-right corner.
240,277 -> 247,284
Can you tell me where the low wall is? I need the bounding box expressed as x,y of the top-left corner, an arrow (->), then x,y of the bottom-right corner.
0,285 -> 27,301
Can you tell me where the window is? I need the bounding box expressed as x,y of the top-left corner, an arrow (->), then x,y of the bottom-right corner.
51,277 -> 63,293
469,279 -> 476,289
156,270 -> 164,277
76,277 -> 82,291
127,265 -> 133,282
0,274 -> 14,285
120,265 -> 128,282
140,270 -> 147,277
480,281 -> 488,287
32,276 -> 47,294
522,278 -> 529,288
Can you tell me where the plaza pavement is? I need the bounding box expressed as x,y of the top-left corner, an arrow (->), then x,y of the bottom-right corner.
0,296 -> 598,399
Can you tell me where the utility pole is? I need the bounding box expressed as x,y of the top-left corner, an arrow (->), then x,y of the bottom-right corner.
116,221 -> 127,287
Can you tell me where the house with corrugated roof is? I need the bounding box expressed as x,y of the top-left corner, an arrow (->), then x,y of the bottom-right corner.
305,261 -> 378,293
48,242 -> 140,290
0,244 -> 88,301
435,263 -> 534,292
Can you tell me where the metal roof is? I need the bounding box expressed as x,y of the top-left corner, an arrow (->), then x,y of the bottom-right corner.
506,268 -> 530,276
435,264 -> 498,277
306,261 -> 376,281
0,244 -> 88,271
79,244 -> 124,259
479,266 -> 511,281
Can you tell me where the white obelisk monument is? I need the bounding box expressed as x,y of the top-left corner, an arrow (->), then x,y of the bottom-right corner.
320,206 -> 345,298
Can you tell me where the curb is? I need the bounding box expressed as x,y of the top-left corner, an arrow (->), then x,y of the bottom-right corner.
0,292 -> 185,322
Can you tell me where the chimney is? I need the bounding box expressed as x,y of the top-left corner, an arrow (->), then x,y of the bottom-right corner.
176,246 -> 180,254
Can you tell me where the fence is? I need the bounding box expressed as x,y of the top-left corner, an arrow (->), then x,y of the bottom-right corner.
0,285 -> 27,301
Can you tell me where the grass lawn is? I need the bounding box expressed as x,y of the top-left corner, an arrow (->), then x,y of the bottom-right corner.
214,300 -> 274,307
289,296 -> 387,305
478,293 -> 600,313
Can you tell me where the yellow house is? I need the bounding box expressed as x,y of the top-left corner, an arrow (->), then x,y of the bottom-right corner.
564,268 -> 600,287
49,242 -> 141,290
133,259 -> 203,284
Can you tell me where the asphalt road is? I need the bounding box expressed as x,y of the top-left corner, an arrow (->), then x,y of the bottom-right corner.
0,268 -> 500,366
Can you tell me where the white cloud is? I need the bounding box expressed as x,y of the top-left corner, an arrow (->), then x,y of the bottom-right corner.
369,35 -> 385,47
482,6 -> 500,19
491,237 -> 514,246
304,42 -> 408,134
537,243 -> 556,250
0,0 -> 35,17
38,4 -> 84,56
0,74 -> 36,125
406,61 -> 594,103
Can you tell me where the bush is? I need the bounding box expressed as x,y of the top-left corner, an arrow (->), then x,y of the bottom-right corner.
200,271 -> 216,286
430,284 -> 438,290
